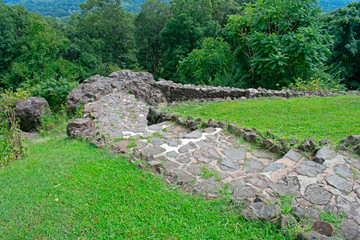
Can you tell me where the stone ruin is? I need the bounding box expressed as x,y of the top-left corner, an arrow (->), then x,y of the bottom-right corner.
66,70 -> 360,239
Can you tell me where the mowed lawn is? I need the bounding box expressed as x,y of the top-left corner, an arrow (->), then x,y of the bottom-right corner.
169,95 -> 360,143
0,135 -> 288,239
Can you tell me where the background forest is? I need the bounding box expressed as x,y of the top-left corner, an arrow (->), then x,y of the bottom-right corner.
1,0 -> 360,109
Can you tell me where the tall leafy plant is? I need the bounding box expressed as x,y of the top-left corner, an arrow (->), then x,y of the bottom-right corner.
226,0 -> 331,89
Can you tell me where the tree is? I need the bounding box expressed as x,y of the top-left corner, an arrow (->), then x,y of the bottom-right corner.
160,0 -> 221,80
1,10 -> 80,89
226,0 -> 331,89
135,0 -> 170,75
322,2 -> 360,89
177,37 -> 239,86
65,0 -> 137,76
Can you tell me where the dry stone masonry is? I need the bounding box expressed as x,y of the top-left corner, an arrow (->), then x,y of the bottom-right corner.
67,70 -> 360,239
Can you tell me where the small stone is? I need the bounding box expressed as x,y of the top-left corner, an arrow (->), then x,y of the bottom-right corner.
340,135 -> 360,145
298,139 -> 316,152
260,139 -> 274,149
112,140 -> 130,153
269,144 -> 281,154
278,214 -> 297,229
297,232 -> 337,240
263,162 -> 285,172
207,118 -> 217,127
311,220 -> 334,237
223,149 -> 246,161
354,144 -> 360,155
356,188 -> 360,198
242,207 -> 258,221
244,132 -> 259,143
249,202 -> 281,221
318,138 -> 329,146
284,149 -> 303,162
217,158 -> 240,171
313,146 -> 336,164
338,144 -> 347,151
182,130 -> 202,139
227,123 -> 238,133
217,121 -> 227,128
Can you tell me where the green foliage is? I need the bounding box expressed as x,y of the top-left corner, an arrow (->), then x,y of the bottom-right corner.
23,77 -> 78,109
135,0 -> 170,75
0,89 -> 29,167
226,0 -> 331,89
322,2 -> 360,89
278,194 -> 295,215
167,95 -> 360,143
289,77 -> 346,92
177,37 -> 241,87
319,209 -> 346,230
199,165 -> 221,181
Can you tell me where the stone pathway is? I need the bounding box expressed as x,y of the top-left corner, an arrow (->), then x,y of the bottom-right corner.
82,90 -> 360,238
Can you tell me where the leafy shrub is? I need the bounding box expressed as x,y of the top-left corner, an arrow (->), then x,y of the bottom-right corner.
289,77 -> 346,92
22,77 -> 78,110
0,89 -> 29,167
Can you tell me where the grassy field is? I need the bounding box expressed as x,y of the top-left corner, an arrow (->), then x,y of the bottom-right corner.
0,131 -> 289,239
168,95 -> 360,143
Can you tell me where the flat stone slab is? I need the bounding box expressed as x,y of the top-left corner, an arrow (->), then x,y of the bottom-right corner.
223,149 -> 246,161
218,158 -> 241,171
182,130 -> 202,139
334,165 -> 353,178
295,161 -> 326,177
263,162 -> 285,172
270,177 -> 301,198
304,184 -> 332,205
326,175 -> 354,192
284,149 -> 303,162
244,158 -> 266,173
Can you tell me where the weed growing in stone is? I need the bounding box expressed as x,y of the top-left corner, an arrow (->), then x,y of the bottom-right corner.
199,166 -> 221,181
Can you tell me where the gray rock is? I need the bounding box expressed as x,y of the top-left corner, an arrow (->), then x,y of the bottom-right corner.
297,232 -> 337,240
263,162 -> 285,172
311,220 -> 334,237
244,158 -> 266,173
304,184 -> 332,205
313,146 -> 336,164
295,161 -> 326,177
334,165 -> 353,178
244,175 -> 270,189
207,118 -> 217,128
319,138 -> 329,146
15,97 -> 50,132
223,149 -> 246,161
339,219 -> 360,240
278,214 -> 297,229
298,139 -> 316,152
217,158 -> 240,171
270,177 -> 301,198
354,144 -> 360,155
260,139 -> 274,149
227,123 -> 238,133
340,135 -> 360,145
249,202 -> 281,221
182,130 -> 202,139
67,118 -> 95,139
194,177 -> 223,195
165,139 -> 182,147
326,175 -> 354,192
244,132 -> 260,143
231,180 -> 258,198
356,188 -> 360,198
284,149 -> 303,162
193,147 -> 221,164
141,145 -> 166,156
166,151 -> 180,158
150,138 -> 166,145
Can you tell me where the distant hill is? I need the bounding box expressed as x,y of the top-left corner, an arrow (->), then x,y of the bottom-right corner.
2,0 -> 359,18
319,0 -> 356,12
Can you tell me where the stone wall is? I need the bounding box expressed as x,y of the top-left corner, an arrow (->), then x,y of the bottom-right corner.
67,70 -> 360,112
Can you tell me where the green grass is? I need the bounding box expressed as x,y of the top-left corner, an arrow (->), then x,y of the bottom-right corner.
0,133 -> 290,239
168,95 -> 360,143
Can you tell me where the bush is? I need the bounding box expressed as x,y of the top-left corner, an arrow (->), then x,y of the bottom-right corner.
289,77 -> 346,92
0,89 -> 29,167
22,77 -> 78,110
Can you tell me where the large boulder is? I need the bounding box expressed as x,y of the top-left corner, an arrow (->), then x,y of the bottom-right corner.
66,118 -> 95,139
67,75 -> 121,112
67,70 -> 167,113
15,97 -> 50,132
108,70 -> 167,106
